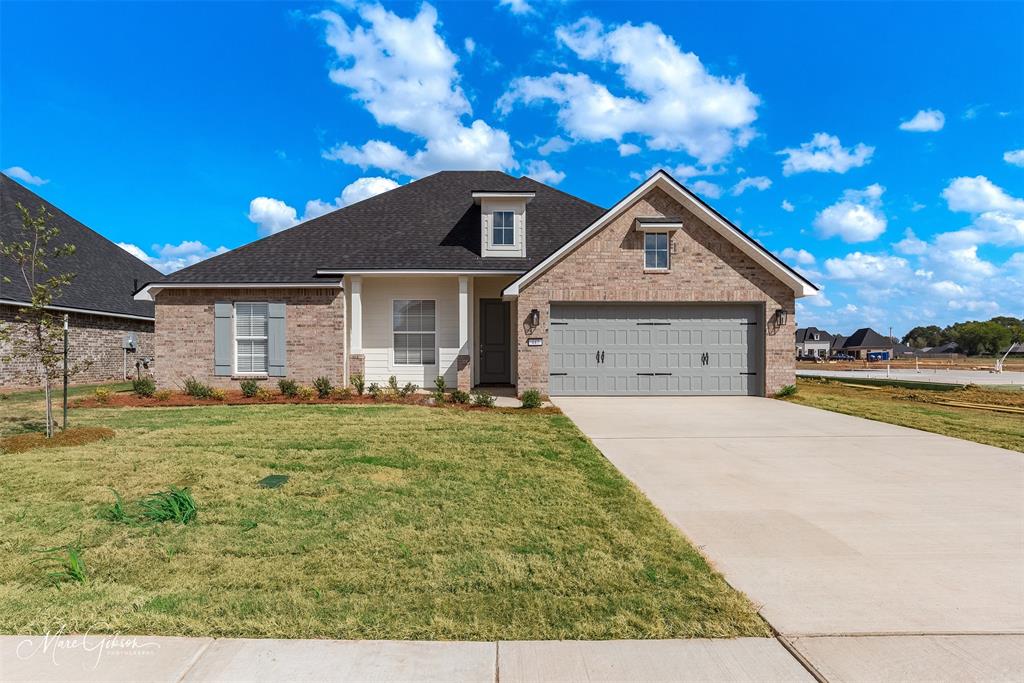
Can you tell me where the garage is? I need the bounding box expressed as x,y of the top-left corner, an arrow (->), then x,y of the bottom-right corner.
548,303 -> 761,396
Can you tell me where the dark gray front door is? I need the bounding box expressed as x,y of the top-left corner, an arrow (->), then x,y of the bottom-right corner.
548,303 -> 761,396
479,299 -> 511,384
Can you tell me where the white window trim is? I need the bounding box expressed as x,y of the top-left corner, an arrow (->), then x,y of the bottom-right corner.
491,210 -> 516,247
233,302 -> 269,376
644,231 -> 670,271
390,297 -> 439,368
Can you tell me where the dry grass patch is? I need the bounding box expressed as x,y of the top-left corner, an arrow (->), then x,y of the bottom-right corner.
1,427 -> 115,454
0,403 -> 767,640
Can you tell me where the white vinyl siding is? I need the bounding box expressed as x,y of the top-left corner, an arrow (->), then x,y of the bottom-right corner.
235,303 -> 268,373
393,300 -> 436,365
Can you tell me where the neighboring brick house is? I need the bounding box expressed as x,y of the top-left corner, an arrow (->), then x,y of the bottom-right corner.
139,171 -> 818,396
1,174 -> 161,388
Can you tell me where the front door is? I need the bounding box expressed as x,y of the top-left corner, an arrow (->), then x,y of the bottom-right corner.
479,299 -> 511,384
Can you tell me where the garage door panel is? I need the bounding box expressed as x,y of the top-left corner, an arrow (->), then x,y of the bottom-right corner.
549,303 -> 760,396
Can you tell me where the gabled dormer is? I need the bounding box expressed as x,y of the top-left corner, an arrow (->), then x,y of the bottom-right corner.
472,190 -> 535,258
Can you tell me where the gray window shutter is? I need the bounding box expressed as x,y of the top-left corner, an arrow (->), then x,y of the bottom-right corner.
214,302 -> 233,376
268,302 -> 287,377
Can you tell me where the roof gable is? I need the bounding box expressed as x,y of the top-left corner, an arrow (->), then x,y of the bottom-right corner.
1,174 -> 161,318
503,171 -> 819,298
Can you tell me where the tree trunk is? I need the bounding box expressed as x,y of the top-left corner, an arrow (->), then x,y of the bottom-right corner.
44,377 -> 53,438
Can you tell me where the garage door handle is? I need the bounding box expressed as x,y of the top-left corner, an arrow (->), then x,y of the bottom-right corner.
636,372 -> 655,376
740,372 -> 757,376
655,372 -> 672,376
636,322 -> 670,325
551,372 -> 567,376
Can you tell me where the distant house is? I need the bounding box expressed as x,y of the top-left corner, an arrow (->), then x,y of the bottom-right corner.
831,334 -> 847,355
1,174 -> 161,388
840,327 -> 895,360
795,326 -> 833,358
921,341 -> 960,356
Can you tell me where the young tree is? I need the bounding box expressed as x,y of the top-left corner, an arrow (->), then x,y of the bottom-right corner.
0,202 -> 88,436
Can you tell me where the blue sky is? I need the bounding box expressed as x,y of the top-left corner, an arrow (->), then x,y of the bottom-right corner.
2,1 -> 1022,336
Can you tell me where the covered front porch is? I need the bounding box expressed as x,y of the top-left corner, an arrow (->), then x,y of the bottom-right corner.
343,273 -> 519,391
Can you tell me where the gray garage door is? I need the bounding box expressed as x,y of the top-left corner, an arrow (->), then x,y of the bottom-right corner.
549,303 -> 761,396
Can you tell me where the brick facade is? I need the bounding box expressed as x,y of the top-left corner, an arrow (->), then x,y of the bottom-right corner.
154,288 -> 344,390
515,187 -> 796,396
1,303 -> 154,388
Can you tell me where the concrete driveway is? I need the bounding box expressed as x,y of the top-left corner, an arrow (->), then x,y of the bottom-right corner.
555,396 -> 1024,681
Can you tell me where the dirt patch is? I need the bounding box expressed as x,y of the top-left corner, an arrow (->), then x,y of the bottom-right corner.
1,427 -> 115,454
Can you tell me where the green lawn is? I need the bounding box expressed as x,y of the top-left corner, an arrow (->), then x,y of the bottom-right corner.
786,378 -> 1024,452
0,400 -> 767,640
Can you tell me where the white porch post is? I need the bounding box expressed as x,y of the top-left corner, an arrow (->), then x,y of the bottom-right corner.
457,276 -> 471,390
350,276 -> 363,353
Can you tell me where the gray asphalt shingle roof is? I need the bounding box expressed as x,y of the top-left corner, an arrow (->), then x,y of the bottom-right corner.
1,174 -> 161,318
160,171 -> 607,285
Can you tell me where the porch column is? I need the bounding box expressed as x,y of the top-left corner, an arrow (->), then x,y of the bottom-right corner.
349,276 -> 364,381
457,276 -> 471,391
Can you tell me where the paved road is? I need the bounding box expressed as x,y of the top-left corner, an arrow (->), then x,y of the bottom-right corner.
555,396 -> 1024,681
797,367 -> 1024,385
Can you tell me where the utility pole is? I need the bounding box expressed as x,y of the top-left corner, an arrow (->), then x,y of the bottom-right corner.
63,314 -> 69,431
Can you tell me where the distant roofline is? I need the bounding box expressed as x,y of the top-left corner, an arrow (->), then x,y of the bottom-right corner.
0,298 -> 154,322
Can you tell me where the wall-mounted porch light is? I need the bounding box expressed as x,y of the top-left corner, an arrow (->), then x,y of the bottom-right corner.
773,308 -> 788,326
529,308 -> 541,327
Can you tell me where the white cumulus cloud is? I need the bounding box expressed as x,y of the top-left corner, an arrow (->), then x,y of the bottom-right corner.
731,176 -> 771,196
317,4 -> 514,178
3,166 -> 49,186
814,184 -> 887,243
1004,149 -> 1024,167
538,136 -> 571,156
498,0 -> 533,15
118,240 -> 229,274
523,159 -> 565,185
781,199 -> 795,212
689,179 -> 723,199
617,142 -> 641,157
499,17 -> 760,165
779,247 -> 816,265
942,175 -> 1024,214
899,109 -> 945,132
249,176 -> 400,235
778,133 -> 874,176
824,252 -> 909,282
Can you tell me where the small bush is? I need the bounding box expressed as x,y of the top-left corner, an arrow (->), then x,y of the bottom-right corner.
210,388 -> 227,401
450,389 -> 470,404
471,390 -> 496,407
32,542 -> 87,585
139,487 -> 197,524
153,389 -> 172,402
520,388 -> 543,409
94,387 -> 112,403
774,384 -> 798,398
132,377 -> 156,398
432,375 -> 447,402
239,379 -> 260,398
277,379 -> 298,398
98,489 -> 132,524
182,377 -> 214,399
313,376 -> 333,399
255,387 -> 273,401
367,382 -> 382,399
297,385 -> 315,400
387,375 -> 401,397
351,374 -> 365,395
331,387 -> 353,400
400,382 -> 419,398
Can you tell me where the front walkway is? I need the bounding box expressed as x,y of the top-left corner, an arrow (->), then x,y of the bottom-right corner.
554,396 -> 1024,681
0,635 -> 810,682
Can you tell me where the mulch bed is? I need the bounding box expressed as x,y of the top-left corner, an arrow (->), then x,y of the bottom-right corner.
1,427 -> 115,454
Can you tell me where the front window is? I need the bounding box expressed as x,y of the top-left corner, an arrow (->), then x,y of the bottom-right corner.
393,300 -> 436,365
644,232 -> 669,269
492,211 -> 514,246
235,302 -> 268,373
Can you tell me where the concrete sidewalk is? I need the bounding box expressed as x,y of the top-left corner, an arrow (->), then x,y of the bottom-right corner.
0,635 -> 812,682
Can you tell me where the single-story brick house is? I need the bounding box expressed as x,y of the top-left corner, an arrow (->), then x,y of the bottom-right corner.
137,171 -> 818,396
1,173 -> 161,388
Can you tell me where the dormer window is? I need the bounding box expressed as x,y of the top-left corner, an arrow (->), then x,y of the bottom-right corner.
493,211 -> 515,245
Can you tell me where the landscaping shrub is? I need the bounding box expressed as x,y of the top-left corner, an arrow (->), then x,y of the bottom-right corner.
351,374 -> 365,395
94,387 -> 112,404
255,387 -> 273,401
297,385 -> 315,400
520,388 -> 543,409
387,375 -> 401,397
182,377 -> 215,399
132,377 -> 156,398
139,487 -> 197,524
774,384 -> 798,398
471,390 -> 496,408
331,387 -> 353,400
32,542 -> 87,585
313,376 -> 333,398
210,388 -> 227,401
277,379 -> 298,398
1,427 -> 114,454
239,379 -> 260,398
432,376 -> 447,402
367,382 -> 382,399
450,389 -> 470,404
153,389 -> 172,402
400,382 -> 419,398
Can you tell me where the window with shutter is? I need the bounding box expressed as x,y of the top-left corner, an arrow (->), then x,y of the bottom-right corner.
235,303 -> 269,373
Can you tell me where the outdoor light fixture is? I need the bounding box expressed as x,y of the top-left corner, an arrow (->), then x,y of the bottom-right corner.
774,308 -> 788,326
529,308 -> 540,327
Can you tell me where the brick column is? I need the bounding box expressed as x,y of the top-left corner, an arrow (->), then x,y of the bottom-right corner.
456,355 -> 471,391
348,354 -> 365,381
